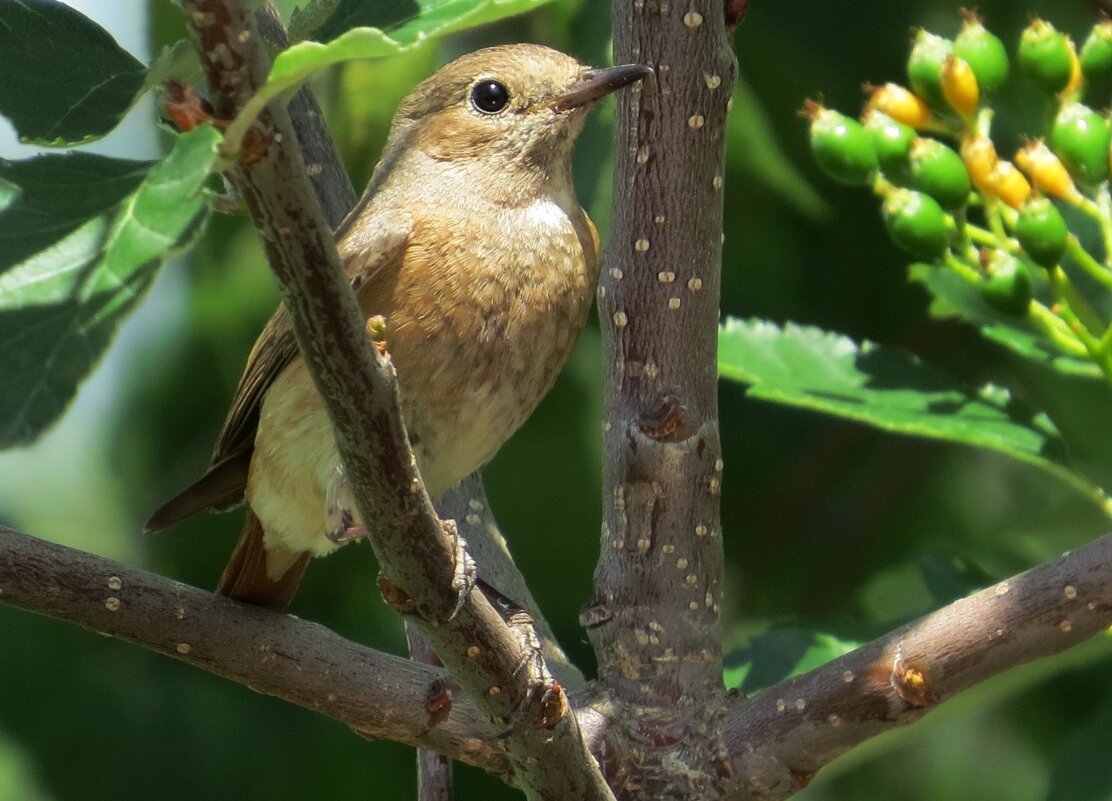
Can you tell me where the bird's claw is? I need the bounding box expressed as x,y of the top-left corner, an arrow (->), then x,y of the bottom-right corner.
445,519 -> 476,621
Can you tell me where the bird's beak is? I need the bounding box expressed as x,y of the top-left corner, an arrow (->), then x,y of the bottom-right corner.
551,64 -> 654,111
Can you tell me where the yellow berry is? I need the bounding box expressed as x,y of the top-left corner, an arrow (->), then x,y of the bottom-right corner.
1015,139 -> 1082,203
1063,37 -> 1084,99
865,83 -> 931,129
988,160 -> 1032,208
961,135 -> 998,192
942,54 -> 980,119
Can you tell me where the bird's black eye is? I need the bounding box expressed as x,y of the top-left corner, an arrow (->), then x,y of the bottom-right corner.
471,80 -> 510,114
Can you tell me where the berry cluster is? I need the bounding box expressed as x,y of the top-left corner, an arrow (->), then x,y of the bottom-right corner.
806,12 -> 1112,378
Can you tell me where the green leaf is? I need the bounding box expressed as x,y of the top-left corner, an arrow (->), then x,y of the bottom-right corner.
0,125 -> 222,448
916,553 -> 992,606
225,0 -> 555,153
0,154 -> 150,274
293,0 -> 419,43
908,262 -> 1102,379
0,0 -> 147,145
295,0 -> 552,45
724,627 -> 859,695
718,317 -> 1112,515
269,0 -> 554,101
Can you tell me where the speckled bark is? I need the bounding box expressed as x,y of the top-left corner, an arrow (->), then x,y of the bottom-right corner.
9,3 -> 1112,800
588,2 -> 737,798
721,531 -> 1112,799
0,526 -> 504,772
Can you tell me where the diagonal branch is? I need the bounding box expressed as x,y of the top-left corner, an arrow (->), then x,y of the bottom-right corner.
181,2 -> 607,798
722,531 -> 1112,800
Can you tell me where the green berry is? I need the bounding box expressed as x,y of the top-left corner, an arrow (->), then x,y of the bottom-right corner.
1080,22 -> 1112,82
908,30 -> 953,109
907,137 -> 972,210
1018,19 -> 1074,94
863,110 -> 916,173
1014,197 -> 1069,268
953,17 -> 1009,95
882,189 -> 950,260
1050,102 -> 1111,187
980,252 -> 1033,316
809,106 -> 877,186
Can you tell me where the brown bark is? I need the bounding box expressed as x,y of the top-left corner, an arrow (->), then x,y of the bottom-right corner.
587,1 -> 737,797
5,3 -> 1112,800
723,531 -> 1112,798
0,526 -> 504,772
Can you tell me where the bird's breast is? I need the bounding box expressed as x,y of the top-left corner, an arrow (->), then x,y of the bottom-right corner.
389,194 -> 598,492
247,191 -> 598,555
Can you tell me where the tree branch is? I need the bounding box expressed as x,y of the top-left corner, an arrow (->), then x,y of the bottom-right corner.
0,526 -> 506,773
181,2 -> 607,797
723,531 -> 1112,800
587,0 -> 737,793
254,0 -> 357,227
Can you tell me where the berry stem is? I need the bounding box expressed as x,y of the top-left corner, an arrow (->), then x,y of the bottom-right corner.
1096,184 -> 1112,264
943,251 -> 983,283
1026,299 -> 1091,358
1065,236 -> 1112,291
1047,265 -> 1106,338
964,221 -> 1016,253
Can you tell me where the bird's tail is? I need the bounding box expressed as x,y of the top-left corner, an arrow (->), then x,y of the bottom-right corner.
217,511 -> 309,609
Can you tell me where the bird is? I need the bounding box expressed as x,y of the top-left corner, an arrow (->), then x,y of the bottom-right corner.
146,44 -> 652,608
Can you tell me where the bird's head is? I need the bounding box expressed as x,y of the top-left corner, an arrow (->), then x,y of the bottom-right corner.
381,44 -> 652,178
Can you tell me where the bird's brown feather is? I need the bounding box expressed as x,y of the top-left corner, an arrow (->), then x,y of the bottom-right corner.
143,225 -> 409,534
216,510 -> 309,608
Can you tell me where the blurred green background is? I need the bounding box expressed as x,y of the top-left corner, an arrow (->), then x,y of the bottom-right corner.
2,0 -> 1112,799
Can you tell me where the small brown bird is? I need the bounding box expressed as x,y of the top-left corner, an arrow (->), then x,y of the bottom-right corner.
147,44 -> 651,608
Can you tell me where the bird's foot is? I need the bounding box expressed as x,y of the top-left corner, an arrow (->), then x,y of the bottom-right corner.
444,519 -> 476,621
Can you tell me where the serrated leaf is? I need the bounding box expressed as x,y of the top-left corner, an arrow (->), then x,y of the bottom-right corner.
908,262 -> 1102,379
724,627 -> 859,695
0,0 -> 147,145
0,125 -> 222,448
718,317 -> 1112,515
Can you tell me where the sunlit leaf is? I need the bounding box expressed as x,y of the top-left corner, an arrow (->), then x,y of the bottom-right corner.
718,317 -> 1112,515
226,0 -> 557,156
0,126 -> 222,447
295,0 -> 553,44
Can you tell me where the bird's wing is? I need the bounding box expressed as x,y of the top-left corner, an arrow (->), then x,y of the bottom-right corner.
145,217 -> 411,532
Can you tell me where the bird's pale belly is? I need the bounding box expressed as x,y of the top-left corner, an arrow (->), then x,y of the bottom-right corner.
246,287 -> 586,560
